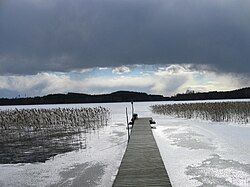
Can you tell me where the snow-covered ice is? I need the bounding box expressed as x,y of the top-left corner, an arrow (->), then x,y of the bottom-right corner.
0,103 -> 130,187
1,100 -> 250,186
133,100 -> 250,187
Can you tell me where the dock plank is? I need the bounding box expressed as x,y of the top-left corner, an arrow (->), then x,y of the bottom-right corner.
113,117 -> 171,187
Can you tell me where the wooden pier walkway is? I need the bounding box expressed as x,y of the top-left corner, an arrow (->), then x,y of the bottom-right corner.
113,117 -> 172,187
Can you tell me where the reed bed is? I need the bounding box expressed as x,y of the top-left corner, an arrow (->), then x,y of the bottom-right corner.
151,102 -> 250,124
0,106 -> 110,163
0,107 -> 110,142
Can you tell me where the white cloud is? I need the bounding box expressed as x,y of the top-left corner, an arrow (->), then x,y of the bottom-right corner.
74,68 -> 93,73
98,67 -> 109,70
0,73 -> 88,97
0,64 -> 249,98
112,66 -> 131,74
82,76 -> 154,95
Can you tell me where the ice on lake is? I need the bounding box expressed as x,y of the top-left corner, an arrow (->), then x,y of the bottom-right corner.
0,100 -> 250,186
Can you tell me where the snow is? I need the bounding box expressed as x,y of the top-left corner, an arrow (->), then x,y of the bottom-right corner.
0,103 -> 130,187
133,101 -> 250,187
0,123 -> 127,186
1,100 -> 250,186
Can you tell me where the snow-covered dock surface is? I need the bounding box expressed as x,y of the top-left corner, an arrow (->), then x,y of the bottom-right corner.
0,99 -> 250,186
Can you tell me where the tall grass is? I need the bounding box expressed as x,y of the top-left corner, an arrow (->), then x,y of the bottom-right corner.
0,106 -> 110,142
151,102 -> 250,124
0,106 -> 110,163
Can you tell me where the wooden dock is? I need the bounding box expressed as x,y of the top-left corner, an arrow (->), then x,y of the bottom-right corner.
113,117 -> 172,187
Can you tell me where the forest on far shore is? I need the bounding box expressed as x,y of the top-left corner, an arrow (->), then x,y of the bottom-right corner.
0,87 -> 250,106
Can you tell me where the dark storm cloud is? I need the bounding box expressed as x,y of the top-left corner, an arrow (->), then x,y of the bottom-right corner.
1,0 -> 250,75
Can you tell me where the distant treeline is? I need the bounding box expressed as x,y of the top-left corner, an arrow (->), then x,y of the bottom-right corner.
171,87 -> 250,101
0,88 -> 250,106
0,91 -> 167,105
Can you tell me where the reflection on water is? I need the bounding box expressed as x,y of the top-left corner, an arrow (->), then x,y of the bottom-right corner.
0,131 -> 87,164
50,162 -> 106,187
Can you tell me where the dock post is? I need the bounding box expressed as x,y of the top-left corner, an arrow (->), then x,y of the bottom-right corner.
125,107 -> 129,142
131,101 -> 134,116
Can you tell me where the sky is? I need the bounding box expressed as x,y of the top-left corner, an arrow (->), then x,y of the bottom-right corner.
0,0 -> 250,98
